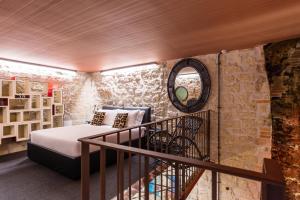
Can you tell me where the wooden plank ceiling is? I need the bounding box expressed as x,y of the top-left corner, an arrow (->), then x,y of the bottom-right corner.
0,0 -> 300,72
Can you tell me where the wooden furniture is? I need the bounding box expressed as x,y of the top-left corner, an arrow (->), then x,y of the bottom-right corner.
0,79 -> 64,145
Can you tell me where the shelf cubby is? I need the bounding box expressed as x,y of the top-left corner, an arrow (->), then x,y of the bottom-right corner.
53,115 -> 63,128
43,124 -> 52,129
43,109 -> 52,123
54,105 -> 64,115
31,122 -> 41,132
42,97 -> 52,108
23,111 -> 41,121
9,99 -> 30,110
15,80 -> 29,95
53,90 -> 62,104
31,95 -> 41,109
1,80 -> 14,97
0,107 -> 8,123
0,98 -> 8,107
30,81 -> 48,95
9,112 -> 22,123
2,125 -> 15,138
17,124 -> 29,141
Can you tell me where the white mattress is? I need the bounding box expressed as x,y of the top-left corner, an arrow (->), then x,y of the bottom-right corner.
30,124 -> 145,157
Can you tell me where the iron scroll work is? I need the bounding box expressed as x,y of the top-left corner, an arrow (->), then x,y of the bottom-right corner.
167,58 -> 211,113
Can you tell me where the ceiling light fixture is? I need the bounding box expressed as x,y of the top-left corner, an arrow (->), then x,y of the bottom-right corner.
0,58 -> 77,79
100,62 -> 159,75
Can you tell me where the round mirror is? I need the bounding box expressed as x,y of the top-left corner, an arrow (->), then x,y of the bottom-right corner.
168,58 -> 211,113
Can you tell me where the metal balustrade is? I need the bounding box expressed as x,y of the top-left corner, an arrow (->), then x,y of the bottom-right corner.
79,110 -> 284,200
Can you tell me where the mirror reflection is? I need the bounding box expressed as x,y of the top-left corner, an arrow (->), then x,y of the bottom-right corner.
174,67 -> 202,106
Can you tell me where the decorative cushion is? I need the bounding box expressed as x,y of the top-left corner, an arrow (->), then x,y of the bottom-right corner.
117,109 -> 139,127
135,110 -> 145,125
91,112 -> 106,126
97,109 -> 119,125
112,113 -> 128,128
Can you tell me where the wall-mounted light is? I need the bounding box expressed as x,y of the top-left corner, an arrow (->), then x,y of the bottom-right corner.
100,62 -> 159,76
0,58 -> 77,79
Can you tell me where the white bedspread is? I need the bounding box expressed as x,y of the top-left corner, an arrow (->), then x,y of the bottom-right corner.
30,124 -> 145,157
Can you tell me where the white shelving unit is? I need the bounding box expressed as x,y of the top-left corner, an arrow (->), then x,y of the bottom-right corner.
0,79 -> 64,145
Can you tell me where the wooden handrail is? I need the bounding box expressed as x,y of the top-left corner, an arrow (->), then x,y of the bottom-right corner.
79,138 -> 284,186
263,158 -> 285,181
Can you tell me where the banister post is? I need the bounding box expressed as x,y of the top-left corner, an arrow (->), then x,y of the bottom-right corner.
175,162 -> 180,200
100,147 -> 106,200
261,159 -> 285,200
212,170 -> 217,200
144,156 -> 150,200
207,110 -> 211,159
81,142 -> 90,200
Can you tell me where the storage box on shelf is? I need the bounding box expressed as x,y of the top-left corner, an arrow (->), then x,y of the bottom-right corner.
0,79 -> 64,146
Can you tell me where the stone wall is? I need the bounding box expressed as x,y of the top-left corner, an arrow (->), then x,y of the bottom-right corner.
0,65 -> 95,155
264,39 -> 300,200
92,64 -> 169,121
93,46 -> 272,199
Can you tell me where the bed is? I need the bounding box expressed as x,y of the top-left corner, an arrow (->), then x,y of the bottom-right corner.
27,106 -> 151,179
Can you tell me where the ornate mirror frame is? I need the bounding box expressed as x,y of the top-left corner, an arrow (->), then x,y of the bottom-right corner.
167,58 -> 211,113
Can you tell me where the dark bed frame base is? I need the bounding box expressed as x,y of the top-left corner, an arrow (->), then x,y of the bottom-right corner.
28,138 -> 143,180
27,142 -> 107,180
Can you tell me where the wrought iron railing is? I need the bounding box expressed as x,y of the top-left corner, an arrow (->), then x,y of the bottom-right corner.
79,110 -> 211,199
79,110 -> 284,200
